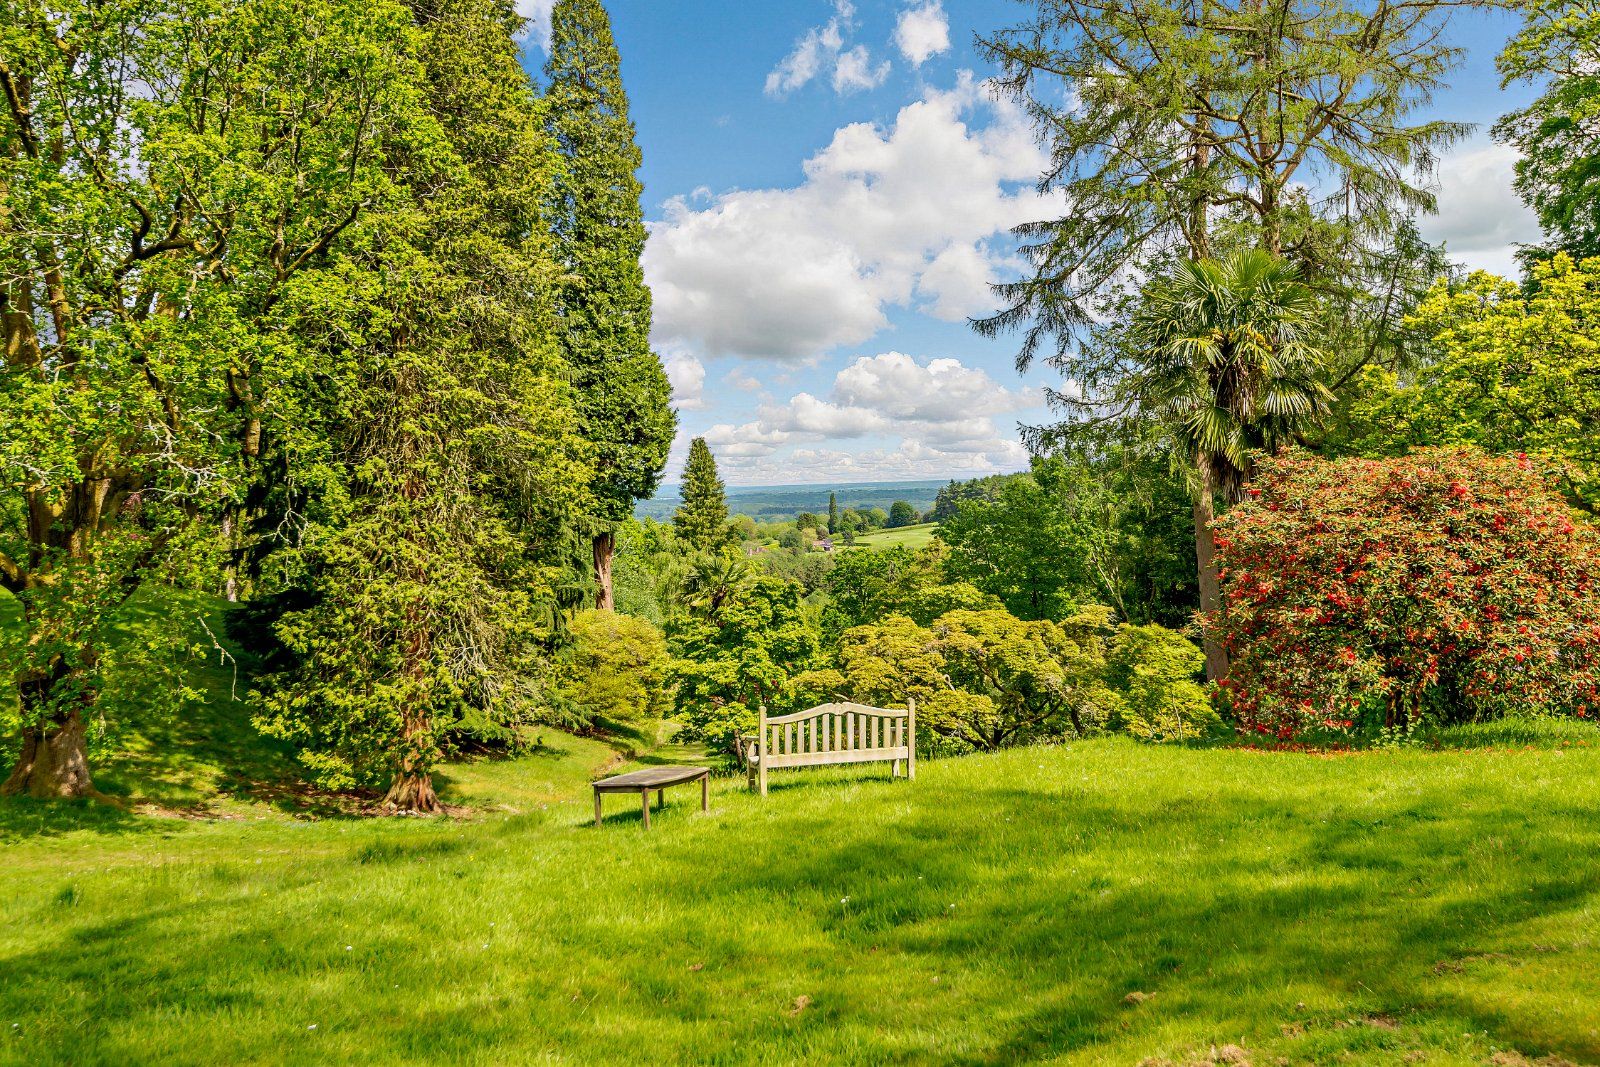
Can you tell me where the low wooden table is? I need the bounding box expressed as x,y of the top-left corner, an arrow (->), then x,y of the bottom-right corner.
592,765 -> 710,829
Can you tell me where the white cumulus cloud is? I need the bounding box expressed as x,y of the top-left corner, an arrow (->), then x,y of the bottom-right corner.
766,1 -> 888,98
894,1 -> 951,67
690,352 -> 1038,483
1417,139 -> 1543,277
663,351 -> 707,410
514,0 -> 555,48
833,45 -> 891,94
645,75 -> 1062,362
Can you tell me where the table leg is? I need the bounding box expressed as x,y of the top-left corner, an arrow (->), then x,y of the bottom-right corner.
640,789 -> 651,830
593,789 -> 602,828
701,773 -> 709,812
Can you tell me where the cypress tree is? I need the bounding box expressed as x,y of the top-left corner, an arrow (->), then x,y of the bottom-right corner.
674,439 -> 731,551
544,0 -> 676,611
828,493 -> 839,535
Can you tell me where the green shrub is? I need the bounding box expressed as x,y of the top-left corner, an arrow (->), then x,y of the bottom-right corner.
672,576 -> 819,762
553,611 -> 671,728
1105,624 -> 1218,743
805,606 -> 1118,754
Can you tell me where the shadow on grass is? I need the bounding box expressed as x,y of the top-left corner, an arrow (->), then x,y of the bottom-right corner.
3,593 -> 370,827
4,745 -> 1600,1063
0,794 -> 153,840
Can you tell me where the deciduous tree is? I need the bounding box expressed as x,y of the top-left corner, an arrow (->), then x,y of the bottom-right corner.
0,0 -> 428,797
1349,256 -> 1600,513
1494,0 -> 1600,261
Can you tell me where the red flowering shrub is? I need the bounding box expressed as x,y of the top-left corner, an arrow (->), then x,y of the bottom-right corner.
1209,448 -> 1600,738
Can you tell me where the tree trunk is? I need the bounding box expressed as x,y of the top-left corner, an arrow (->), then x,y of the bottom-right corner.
592,530 -> 615,612
385,586 -> 442,814
1193,452 -> 1230,682
220,509 -> 240,603
383,768 -> 440,814
1,710 -> 99,799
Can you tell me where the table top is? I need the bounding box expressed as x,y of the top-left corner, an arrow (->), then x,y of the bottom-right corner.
592,765 -> 710,791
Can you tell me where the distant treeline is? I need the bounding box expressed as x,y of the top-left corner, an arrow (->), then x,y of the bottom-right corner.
635,480 -> 951,523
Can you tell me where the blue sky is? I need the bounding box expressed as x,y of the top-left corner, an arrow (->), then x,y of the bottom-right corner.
521,1 -> 1542,486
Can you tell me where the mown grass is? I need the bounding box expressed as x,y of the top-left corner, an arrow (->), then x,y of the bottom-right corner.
850,521 -> 939,551
4,719 -> 1600,1065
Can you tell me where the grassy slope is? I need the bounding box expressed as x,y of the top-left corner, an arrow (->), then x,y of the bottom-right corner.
851,521 -> 938,551
4,717 -> 1600,1065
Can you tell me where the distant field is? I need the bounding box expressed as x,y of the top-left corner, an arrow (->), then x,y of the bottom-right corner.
636,479 -> 946,523
850,521 -> 938,551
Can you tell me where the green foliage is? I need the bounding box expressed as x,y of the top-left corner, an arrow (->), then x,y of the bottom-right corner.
1348,256 -> 1600,513
938,473 -> 1093,621
543,0 -> 674,527
249,0 -> 588,809
1494,0 -> 1600,261
1123,253 -> 1332,498
887,501 -> 918,528
930,473 -> 1019,522
672,575 -> 819,762
822,544 -> 1000,637
757,544 -> 833,594
1212,449 -> 1600,739
1104,625 -> 1218,743
977,0 -> 1472,356
550,610 -> 670,728
817,606 -> 1118,753
929,607 -> 1117,749
673,438 -> 733,551
0,0 -> 438,793
1036,446 -> 1199,629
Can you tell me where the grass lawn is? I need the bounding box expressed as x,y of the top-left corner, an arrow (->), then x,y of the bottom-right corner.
851,521 -> 939,552
4,690 -> 1600,1065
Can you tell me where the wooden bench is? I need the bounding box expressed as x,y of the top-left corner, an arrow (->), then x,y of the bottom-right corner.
742,700 -> 915,795
592,765 -> 709,829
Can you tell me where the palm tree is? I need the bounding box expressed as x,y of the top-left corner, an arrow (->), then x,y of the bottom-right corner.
681,554 -> 757,623
1126,250 -> 1332,680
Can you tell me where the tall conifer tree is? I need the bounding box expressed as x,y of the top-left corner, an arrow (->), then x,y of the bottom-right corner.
674,439 -> 731,551
252,0 -> 586,813
544,0 -> 675,611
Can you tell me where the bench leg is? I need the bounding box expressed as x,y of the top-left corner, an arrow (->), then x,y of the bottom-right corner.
657,788 -> 665,808
701,773 -> 709,812
594,790 -> 602,828
640,789 -> 651,830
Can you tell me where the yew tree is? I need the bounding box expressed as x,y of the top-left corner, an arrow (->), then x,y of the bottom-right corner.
250,0 -> 589,814
1211,449 -> 1600,739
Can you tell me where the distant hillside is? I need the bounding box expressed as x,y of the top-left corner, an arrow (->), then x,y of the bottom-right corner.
635,479 -> 948,523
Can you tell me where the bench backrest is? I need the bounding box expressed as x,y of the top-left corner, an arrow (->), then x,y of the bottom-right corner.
757,700 -> 915,770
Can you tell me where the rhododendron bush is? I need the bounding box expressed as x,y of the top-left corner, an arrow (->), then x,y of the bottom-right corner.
1209,449 -> 1600,738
